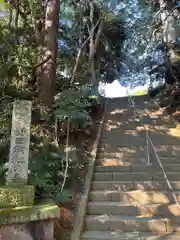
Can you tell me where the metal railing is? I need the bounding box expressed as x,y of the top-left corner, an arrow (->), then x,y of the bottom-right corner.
127,91 -> 151,165
126,90 -> 180,206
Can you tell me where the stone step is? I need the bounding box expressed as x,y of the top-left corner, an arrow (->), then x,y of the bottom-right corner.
101,122 -> 143,132
93,172 -> 180,181
108,95 -> 148,106
96,158 -> 148,166
96,156 -> 180,166
96,146 -> 146,159
107,110 -> 139,121
147,134 -> 180,145
100,136 -> 144,146
134,181 -> 180,191
97,146 -> 180,159
88,202 -> 180,217
93,173 -> 153,181
95,164 -> 180,172
155,145 -> 180,157
91,181 -> 134,191
91,181 -> 180,191
101,126 -> 145,135
153,173 -> 180,181
97,158 -> 180,166
81,231 -> 180,240
85,215 -> 168,232
137,203 -> 180,217
89,190 -> 180,203
87,202 -> 180,217
101,133 -> 180,145
81,231 -> 141,240
87,202 -> 137,215
142,232 -> 180,240
101,131 -> 144,140
165,217 -> 180,232
156,157 -> 180,164
99,141 -> 145,147
95,165 -> 132,172
141,114 -> 175,125
107,113 -> 173,128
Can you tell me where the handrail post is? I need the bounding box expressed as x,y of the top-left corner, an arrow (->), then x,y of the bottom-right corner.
146,132 -> 152,165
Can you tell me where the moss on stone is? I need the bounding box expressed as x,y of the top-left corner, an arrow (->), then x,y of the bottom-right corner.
0,199 -> 60,224
0,185 -> 35,208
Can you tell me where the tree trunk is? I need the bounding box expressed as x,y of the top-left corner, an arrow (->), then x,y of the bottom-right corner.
159,0 -> 179,85
39,0 -> 60,107
160,2 -> 176,38
159,1 -> 177,61
88,2 -> 103,86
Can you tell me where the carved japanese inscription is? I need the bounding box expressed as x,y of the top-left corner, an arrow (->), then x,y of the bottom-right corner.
7,100 -> 32,184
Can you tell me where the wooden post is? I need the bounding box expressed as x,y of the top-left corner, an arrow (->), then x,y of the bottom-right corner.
7,100 -> 32,184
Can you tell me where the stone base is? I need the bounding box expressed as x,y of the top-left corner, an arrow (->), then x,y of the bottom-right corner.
0,199 -> 60,240
0,199 -> 60,225
0,220 -> 55,240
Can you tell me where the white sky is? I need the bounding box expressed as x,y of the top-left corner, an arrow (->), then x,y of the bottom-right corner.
98,80 -> 149,98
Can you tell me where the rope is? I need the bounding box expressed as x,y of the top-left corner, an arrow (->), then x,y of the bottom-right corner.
126,90 -> 180,206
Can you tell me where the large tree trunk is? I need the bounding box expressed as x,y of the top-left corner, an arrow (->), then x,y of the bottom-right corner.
88,2 -> 103,86
158,0 -> 180,109
39,0 -> 60,107
159,0 -> 178,80
159,0 -> 176,45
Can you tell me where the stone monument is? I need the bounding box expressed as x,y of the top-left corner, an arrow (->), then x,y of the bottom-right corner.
0,100 -> 60,240
7,100 -> 32,184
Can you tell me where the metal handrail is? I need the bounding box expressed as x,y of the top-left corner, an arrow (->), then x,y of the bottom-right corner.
126,90 -> 180,206
126,90 -> 151,165
147,134 -> 180,207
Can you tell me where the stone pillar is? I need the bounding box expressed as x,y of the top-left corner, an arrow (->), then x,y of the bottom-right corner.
0,100 -> 60,240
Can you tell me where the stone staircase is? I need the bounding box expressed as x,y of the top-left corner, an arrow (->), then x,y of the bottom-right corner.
78,96 -> 180,239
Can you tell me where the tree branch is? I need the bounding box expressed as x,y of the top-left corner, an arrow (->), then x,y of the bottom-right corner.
70,18 -> 101,85
13,55 -> 51,69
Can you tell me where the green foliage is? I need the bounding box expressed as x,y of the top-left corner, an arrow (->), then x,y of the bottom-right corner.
56,189 -> 72,203
28,145 -> 64,198
0,0 -> 123,204
55,86 -> 100,128
59,0 -> 125,84
0,0 -> 8,9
